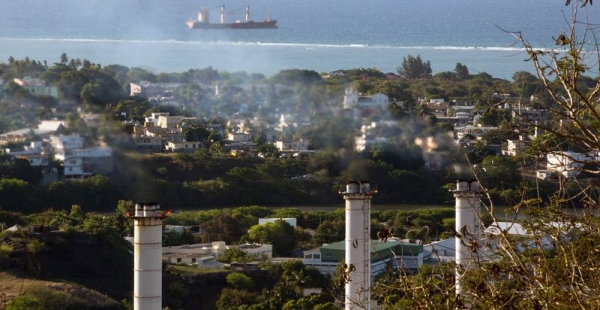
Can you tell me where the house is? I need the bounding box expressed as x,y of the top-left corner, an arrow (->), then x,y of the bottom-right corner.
275,140 -> 309,152
546,151 -> 594,178
145,112 -> 170,125
165,141 -> 201,153
157,115 -> 184,130
13,77 -> 59,98
58,147 -> 113,180
4,141 -> 44,155
78,112 -> 102,128
50,134 -> 84,151
343,88 -> 389,109
503,135 -> 530,156
130,81 -> 181,98
133,135 -> 164,152
511,107 -> 549,125
163,242 -> 228,266
162,241 -> 273,266
0,120 -> 66,146
355,134 -> 387,152
227,132 -> 252,142
50,135 -> 113,179
36,120 -> 67,136
435,114 -> 470,126
423,99 -> 450,117
455,125 -> 498,140
303,239 -> 424,278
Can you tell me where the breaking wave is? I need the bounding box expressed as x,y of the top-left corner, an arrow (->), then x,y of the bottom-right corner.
0,37 -> 531,52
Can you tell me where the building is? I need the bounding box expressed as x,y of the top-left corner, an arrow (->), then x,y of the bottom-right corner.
546,151 -> 594,178
130,81 -> 181,98
157,115 -> 184,130
503,135 -> 530,156
423,99 -> 450,117
302,239 -> 424,278
227,132 -> 252,142
511,107 -> 549,125
13,77 -> 59,98
145,112 -> 170,125
50,134 -> 84,151
50,135 -> 113,179
162,242 -> 273,266
0,120 -> 66,146
275,140 -> 309,152
57,147 -> 113,179
343,88 -> 389,109
133,136 -> 164,152
165,141 -> 201,153
455,125 -> 498,140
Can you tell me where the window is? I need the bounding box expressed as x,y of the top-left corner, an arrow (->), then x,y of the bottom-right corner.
177,258 -> 182,263
191,258 -> 196,263
314,254 -> 321,259
304,254 -> 312,259
326,253 -> 331,259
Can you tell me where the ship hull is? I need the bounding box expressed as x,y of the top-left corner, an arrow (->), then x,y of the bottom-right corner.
187,20 -> 278,29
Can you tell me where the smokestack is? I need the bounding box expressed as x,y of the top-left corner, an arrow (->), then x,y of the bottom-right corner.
453,180 -> 482,295
129,203 -> 169,310
340,181 -> 376,310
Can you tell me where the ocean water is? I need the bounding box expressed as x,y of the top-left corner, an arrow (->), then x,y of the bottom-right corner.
0,0 -> 598,79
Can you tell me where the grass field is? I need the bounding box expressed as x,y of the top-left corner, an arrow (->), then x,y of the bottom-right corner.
0,271 -> 54,308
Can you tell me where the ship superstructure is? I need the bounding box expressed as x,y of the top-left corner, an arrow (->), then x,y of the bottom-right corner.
186,5 -> 277,29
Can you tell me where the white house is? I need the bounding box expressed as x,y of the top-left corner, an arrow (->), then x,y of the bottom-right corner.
157,115 -> 184,130
54,146 -> 113,179
50,134 -> 84,151
343,88 -> 389,109
276,140 -> 309,152
546,151 -> 594,178
13,77 -> 59,98
227,132 -> 252,142
165,141 -> 201,153
162,241 -> 273,266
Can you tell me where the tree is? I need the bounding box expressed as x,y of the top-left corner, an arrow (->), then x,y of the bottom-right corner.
60,53 -> 68,64
200,214 -> 246,244
397,54 -> 432,79
80,82 -> 106,105
216,288 -> 259,310
226,272 -> 254,290
511,70 -> 542,97
247,220 -> 297,256
219,248 -> 253,264
0,178 -> 31,212
454,62 -> 469,81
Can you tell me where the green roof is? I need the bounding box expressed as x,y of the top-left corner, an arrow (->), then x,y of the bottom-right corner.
320,240 -> 423,263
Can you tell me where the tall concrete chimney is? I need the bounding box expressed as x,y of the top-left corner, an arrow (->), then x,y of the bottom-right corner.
129,203 -> 169,310
340,181 -> 376,310
453,180 -> 482,295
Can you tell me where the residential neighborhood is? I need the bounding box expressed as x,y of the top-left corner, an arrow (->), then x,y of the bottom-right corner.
0,52 -> 599,310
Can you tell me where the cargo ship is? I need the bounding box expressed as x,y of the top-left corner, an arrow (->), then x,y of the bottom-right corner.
186,5 -> 277,29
